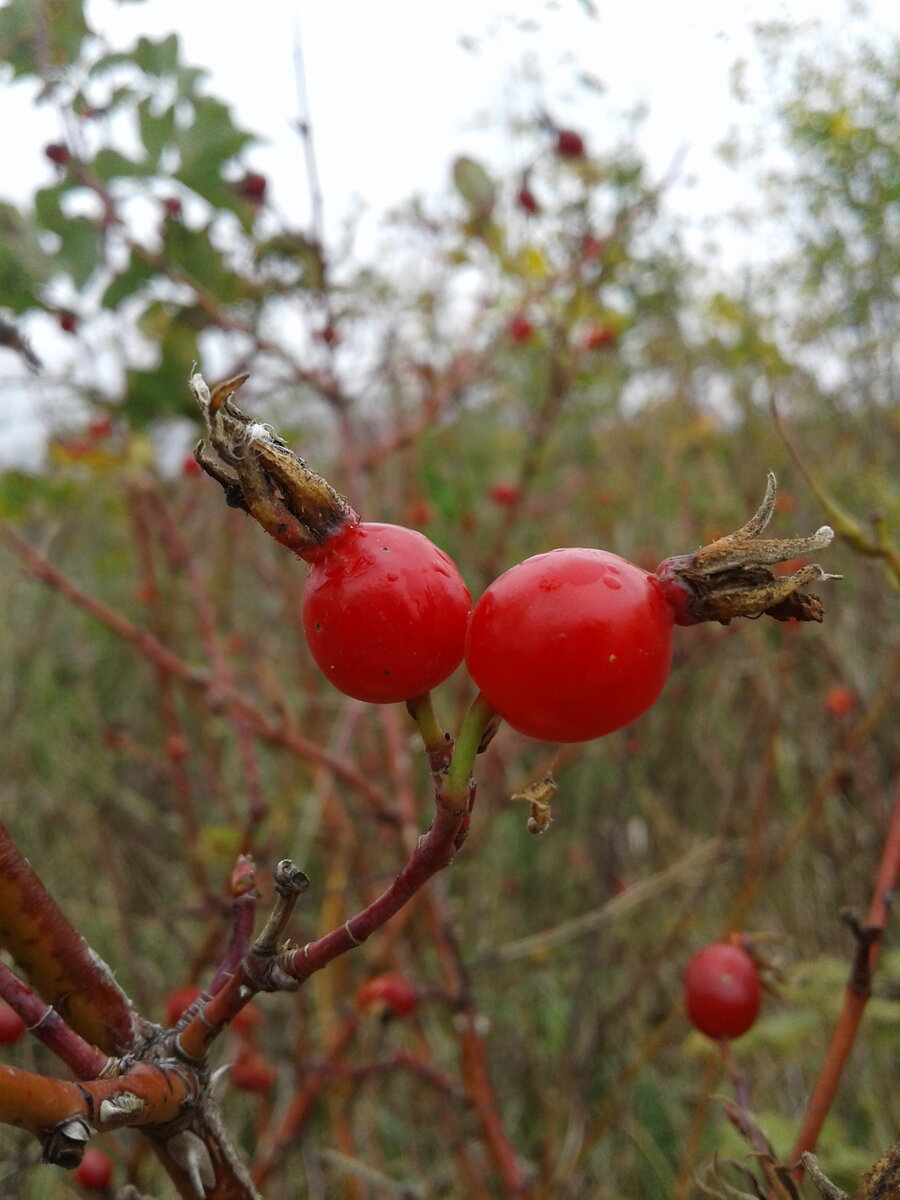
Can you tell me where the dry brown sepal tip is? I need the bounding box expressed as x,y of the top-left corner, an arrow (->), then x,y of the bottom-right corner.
658,473 -> 842,625
511,773 -> 558,835
189,370 -> 357,556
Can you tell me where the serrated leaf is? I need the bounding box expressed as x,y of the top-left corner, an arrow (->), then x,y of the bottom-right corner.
92,147 -> 151,180
132,32 -> 180,77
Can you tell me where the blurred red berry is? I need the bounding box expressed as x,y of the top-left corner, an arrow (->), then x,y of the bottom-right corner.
230,1001 -> 263,1040
356,972 -> 418,1017
516,186 -> 539,214
824,684 -> 856,716
556,128 -> 585,158
488,482 -> 521,506
74,1147 -> 113,1191
88,417 -> 112,440
580,233 -> 605,259
683,942 -> 761,1040
0,1000 -> 26,1045
234,172 -> 267,204
181,453 -> 203,478
44,142 -> 71,166
58,311 -> 78,334
164,984 -> 201,1026
582,324 -> 617,351
507,313 -> 534,344
232,1047 -> 276,1092
317,323 -> 340,347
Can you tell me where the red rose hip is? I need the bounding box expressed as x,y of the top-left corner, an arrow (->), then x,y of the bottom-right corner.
302,523 -> 471,704
465,547 -> 674,742
683,942 -> 761,1040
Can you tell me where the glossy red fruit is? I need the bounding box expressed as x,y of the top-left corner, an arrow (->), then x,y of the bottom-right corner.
0,1000 -> 26,1045
465,548 -> 674,742
556,128 -> 585,158
683,942 -> 761,1040
302,522 -> 471,704
74,1146 -> 113,1191
356,973 -> 418,1017
164,984 -> 202,1025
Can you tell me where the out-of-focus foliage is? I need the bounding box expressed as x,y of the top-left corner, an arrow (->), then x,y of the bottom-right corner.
0,3 -> 897,1198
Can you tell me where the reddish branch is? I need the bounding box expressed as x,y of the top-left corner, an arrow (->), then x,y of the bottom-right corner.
787,777 -> 900,1180
0,521 -> 389,814
0,822 -> 139,1055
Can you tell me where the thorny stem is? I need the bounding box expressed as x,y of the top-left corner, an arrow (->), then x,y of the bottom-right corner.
655,472 -> 840,625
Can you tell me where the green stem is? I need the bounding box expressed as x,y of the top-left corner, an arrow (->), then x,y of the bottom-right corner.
445,693 -> 497,804
407,692 -> 451,773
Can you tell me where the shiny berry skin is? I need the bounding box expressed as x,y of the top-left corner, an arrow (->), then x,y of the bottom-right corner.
0,1000 -> 26,1045
465,548 -> 674,742
683,942 -> 761,1040
74,1147 -> 113,1191
356,973 -> 418,1017
302,523 -> 471,704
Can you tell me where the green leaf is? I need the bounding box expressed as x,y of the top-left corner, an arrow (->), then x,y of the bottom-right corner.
92,147 -> 151,180
132,32 -> 180,77
0,202 -> 53,312
125,309 -> 201,426
54,216 -> 102,289
0,0 -> 90,82
452,155 -> 496,219
160,220 -> 250,303
137,96 -> 177,167
101,251 -> 158,309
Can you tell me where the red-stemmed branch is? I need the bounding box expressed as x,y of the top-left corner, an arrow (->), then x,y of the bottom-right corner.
787,776 -> 900,1181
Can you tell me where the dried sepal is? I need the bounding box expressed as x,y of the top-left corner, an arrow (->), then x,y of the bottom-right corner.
190,371 -> 357,557
511,773 -> 557,835
656,473 -> 841,625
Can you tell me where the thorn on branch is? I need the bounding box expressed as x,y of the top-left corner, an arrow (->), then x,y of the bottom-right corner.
839,908 -> 882,996
40,1115 -> 94,1168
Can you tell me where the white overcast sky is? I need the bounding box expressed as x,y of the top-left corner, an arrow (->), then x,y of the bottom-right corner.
0,0 -> 896,467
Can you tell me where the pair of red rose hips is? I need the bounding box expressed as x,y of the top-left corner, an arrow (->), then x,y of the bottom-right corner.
300,519 -> 681,743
